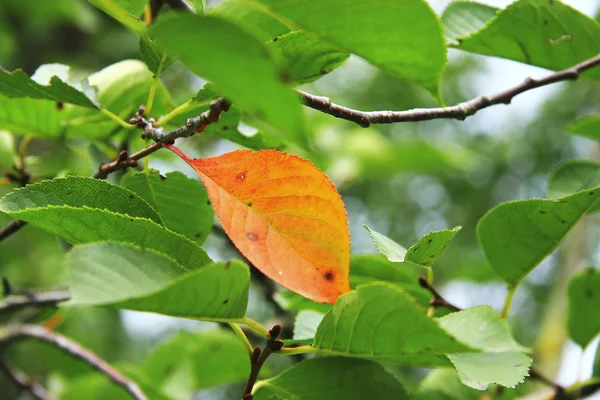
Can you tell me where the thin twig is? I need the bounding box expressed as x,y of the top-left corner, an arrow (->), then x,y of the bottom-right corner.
242,325 -> 284,399
0,324 -> 148,400
299,54 -> 600,127
93,143 -> 163,179
418,276 -> 461,312
0,290 -> 71,314
562,380 -> 600,400
0,219 -> 26,242
0,358 -> 56,400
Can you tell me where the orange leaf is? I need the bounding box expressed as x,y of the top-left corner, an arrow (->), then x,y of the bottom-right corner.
168,146 -> 350,304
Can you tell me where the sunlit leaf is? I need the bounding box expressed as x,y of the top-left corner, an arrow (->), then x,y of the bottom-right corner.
293,310 -> 325,340
87,0 -> 146,34
567,267 -> 600,348
415,369 -> 480,400
139,37 -> 174,75
253,357 -> 409,400
477,187 -> 600,285
548,160 -> 600,213
442,0 -> 600,79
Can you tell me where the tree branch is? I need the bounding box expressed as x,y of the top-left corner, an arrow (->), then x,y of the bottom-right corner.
0,289 -> 70,314
0,219 -> 26,242
418,276 -> 461,312
0,358 -> 55,400
242,325 -> 284,399
0,324 -> 148,400
300,54 -> 600,127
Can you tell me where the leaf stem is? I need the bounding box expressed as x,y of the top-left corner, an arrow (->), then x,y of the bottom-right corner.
229,323 -> 254,357
501,285 -> 517,318
275,345 -> 318,356
100,108 -> 136,129
154,99 -> 195,127
144,52 -> 168,117
240,317 -> 270,339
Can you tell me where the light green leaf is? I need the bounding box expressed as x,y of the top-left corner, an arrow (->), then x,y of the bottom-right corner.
363,225 -> 407,262
0,206 -> 210,271
142,330 -> 249,398
0,176 -> 162,224
567,267 -> 600,348
0,131 -> 16,169
208,0 -> 290,42
87,0 -> 146,34
0,63 -> 97,108
121,170 -> 213,245
350,255 -> 432,308
293,310 -> 325,340
139,37 -> 175,75
67,243 -> 249,320
64,60 -> 173,139
439,306 -> 531,390
415,369 -> 481,400
269,31 -> 349,84
548,160 -> 600,213
442,0 -> 600,79
477,187 -> 600,285
313,283 -> 472,366
364,225 -> 461,268
253,357 -> 409,400
251,0 -> 447,97
570,115 -> 600,140
150,14 -> 305,145
0,96 -> 64,138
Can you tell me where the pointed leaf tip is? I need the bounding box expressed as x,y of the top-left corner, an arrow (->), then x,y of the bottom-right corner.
173,148 -> 351,303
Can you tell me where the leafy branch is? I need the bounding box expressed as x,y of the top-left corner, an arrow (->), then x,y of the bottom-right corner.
299,54 -> 600,127
0,324 -> 148,400
242,325 -> 284,400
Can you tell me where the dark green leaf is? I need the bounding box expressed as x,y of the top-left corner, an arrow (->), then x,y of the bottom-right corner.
442,0 -> 600,79
251,0 -> 447,97
67,243 -> 248,320
0,206 -> 210,271
313,282 -> 472,366
269,31 -> 349,84
139,37 -> 175,75
548,160 -> 600,213
415,369 -> 480,400
150,14 -> 305,145
567,267 -> 600,348
253,357 -> 409,400
477,187 -> 600,285
0,176 -> 162,224
569,115 -> 600,140
439,306 -> 531,389
0,64 -> 97,108
121,170 -> 213,245
143,330 -> 249,397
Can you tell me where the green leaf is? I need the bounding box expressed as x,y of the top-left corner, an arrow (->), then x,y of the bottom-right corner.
313,282 -> 472,366
569,115 -> 600,140
0,96 -> 64,138
0,206 -> 210,271
415,369 -> 481,400
364,225 -> 461,268
64,60 -> 173,139
548,160 -> 600,213
0,64 -> 97,108
87,0 -> 146,34
438,306 -> 531,390
251,0 -> 447,97
477,187 -> 600,285
0,131 -> 16,169
567,267 -> 600,348
67,243 -> 249,320
253,357 -> 409,400
350,255 -> 432,308
150,14 -> 305,145
293,310 -> 325,340
442,1 -> 499,45
269,31 -> 349,84
363,225 -> 407,262
594,341 -> 600,377
142,330 -> 248,398
208,0 -> 291,42
120,170 -> 213,245
139,37 -> 175,75
0,177 -> 162,224
442,0 -> 600,79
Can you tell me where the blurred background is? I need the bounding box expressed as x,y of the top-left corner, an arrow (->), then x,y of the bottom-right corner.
0,0 -> 599,398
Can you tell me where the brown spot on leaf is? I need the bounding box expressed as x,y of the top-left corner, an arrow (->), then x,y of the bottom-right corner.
561,220 -> 566,224
590,191 -> 595,195
272,36 -> 279,42
206,200 -> 211,205
66,191 -> 72,195
222,125 -> 229,130
247,202 -> 253,207
56,102 -> 64,111
195,233 -> 201,238
544,19 -> 548,25
129,194 -> 134,199
223,299 -> 229,304
159,174 -> 166,180
225,261 -> 231,269
236,170 -> 247,181
324,270 -> 334,282
540,210 -> 547,214
428,239 -> 433,243
129,218 -> 134,222
246,232 -> 258,241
